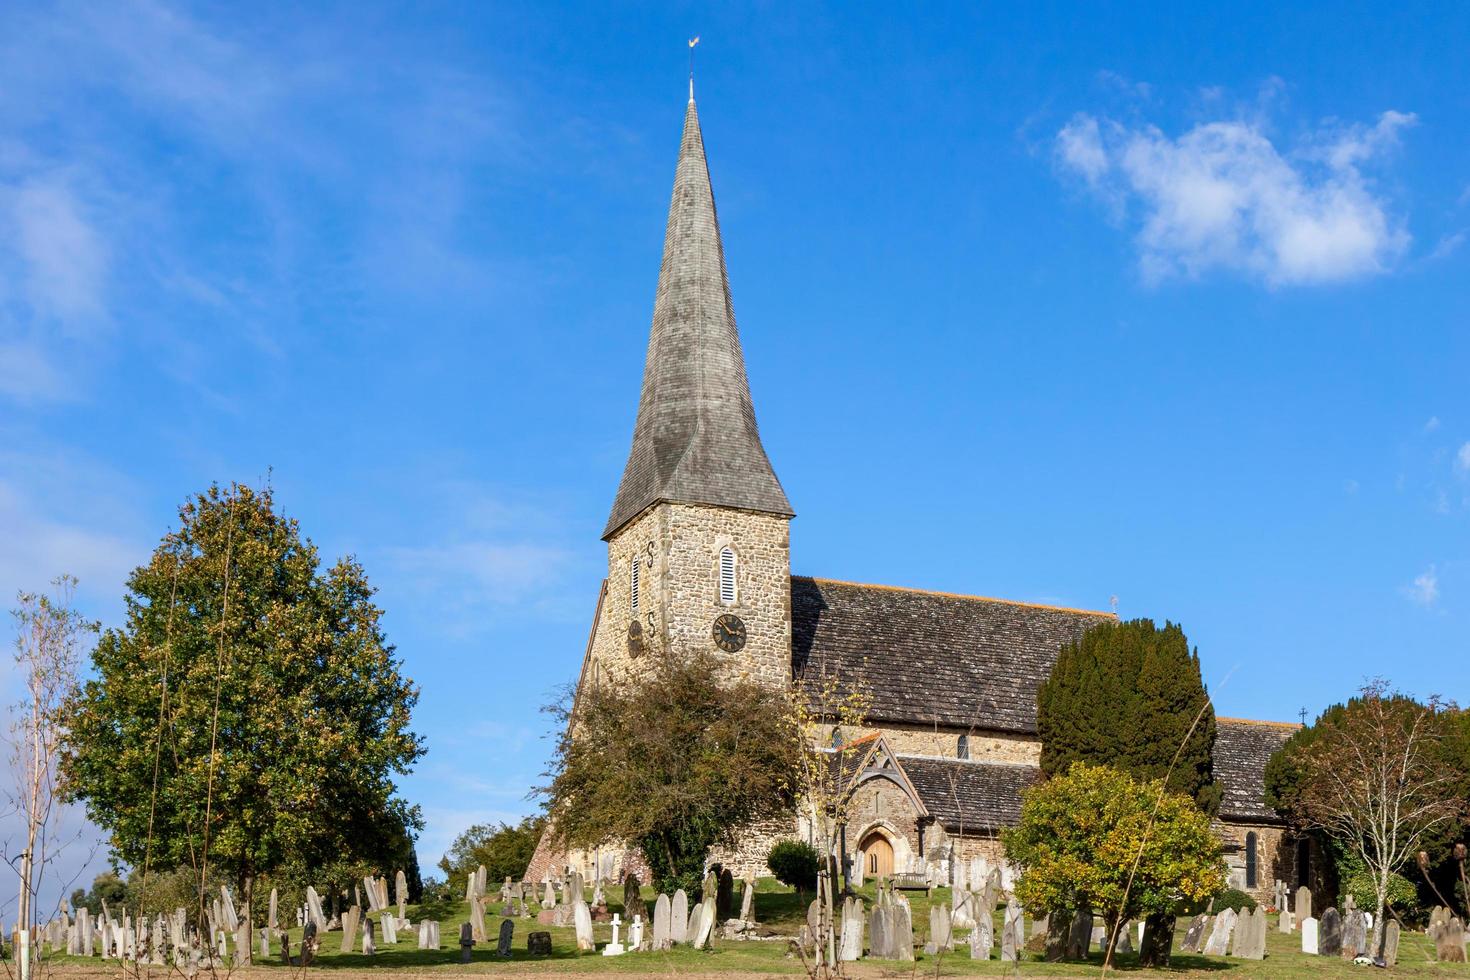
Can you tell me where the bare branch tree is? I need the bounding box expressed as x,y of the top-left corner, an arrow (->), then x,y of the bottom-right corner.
1294,680 -> 1467,958
5,575 -> 96,980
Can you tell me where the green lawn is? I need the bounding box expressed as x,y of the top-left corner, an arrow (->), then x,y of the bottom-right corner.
35,881 -> 1466,976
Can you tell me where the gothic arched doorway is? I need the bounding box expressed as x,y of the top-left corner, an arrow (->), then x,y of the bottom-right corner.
860,831 -> 894,877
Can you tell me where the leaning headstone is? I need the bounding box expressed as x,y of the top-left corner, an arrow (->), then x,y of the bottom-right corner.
1319,907 -> 1342,956
670,890 -> 689,945
395,869 -> 408,921
574,900 -> 595,951
1203,908 -> 1235,955
1182,914 -> 1208,952
1301,916 -> 1319,954
527,931 -> 551,956
260,927 -> 271,960
340,906 -> 360,954
1383,920 -> 1400,967
496,919 -> 513,958
693,898 -> 716,949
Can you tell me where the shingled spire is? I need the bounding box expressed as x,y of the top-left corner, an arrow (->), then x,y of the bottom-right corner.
603,98 -> 792,540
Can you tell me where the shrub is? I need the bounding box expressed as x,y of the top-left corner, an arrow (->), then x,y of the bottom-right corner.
767,840 -> 820,893
1210,888 -> 1258,914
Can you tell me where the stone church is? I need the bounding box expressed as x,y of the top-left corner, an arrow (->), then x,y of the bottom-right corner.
526,93 -> 1311,905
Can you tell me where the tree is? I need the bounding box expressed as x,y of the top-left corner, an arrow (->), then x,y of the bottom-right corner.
540,649 -> 799,897
438,815 -> 546,893
6,576 -> 96,980
61,483 -> 425,954
766,840 -> 819,893
1003,763 -> 1225,966
1265,682 -> 1467,957
1037,618 -> 1220,813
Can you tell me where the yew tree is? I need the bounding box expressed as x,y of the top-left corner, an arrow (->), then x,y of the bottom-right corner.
62,483 -> 424,936
1037,618 -> 1220,813
541,649 -> 799,896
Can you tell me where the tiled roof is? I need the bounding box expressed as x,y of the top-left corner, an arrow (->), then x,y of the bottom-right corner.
791,577 -> 1112,733
603,99 -> 792,539
1214,718 -> 1296,823
898,756 -> 1041,832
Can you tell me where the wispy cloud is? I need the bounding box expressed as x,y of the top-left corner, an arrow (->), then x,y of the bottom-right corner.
1055,108 -> 1415,286
1425,416 -> 1441,433
1401,565 -> 1439,607
1455,442 -> 1470,476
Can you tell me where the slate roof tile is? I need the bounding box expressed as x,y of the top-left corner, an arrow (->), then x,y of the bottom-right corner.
1215,718 -> 1296,824
898,756 -> 1041,832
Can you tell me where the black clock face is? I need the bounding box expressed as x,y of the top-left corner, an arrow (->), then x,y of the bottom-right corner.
712,613 -> 747,653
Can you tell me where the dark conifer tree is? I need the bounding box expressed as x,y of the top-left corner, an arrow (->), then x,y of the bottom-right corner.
1037,619 -> 1219,813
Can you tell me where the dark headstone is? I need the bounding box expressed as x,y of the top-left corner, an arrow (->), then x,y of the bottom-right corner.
1065,909 -> 1093,960
1319,908 -> 1343,957
715,869 -> 734,922
1044,913 -> 1068,962
527,931 -> 552,957
1182,913 -> 1208,953
622,873 -> 647,923
459,921 -> 474,963
1139,913 -> 1175,967
496,920 -> 513,958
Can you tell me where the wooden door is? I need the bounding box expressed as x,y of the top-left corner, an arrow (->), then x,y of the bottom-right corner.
861,832 -> 894,877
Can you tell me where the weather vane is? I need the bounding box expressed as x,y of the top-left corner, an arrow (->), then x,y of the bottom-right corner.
688,35 -> 700,101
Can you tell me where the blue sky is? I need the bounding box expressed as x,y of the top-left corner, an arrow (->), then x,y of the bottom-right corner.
2,1 -> 1467,890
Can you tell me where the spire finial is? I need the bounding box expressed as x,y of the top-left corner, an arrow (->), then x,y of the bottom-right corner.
687,35 -> 700,102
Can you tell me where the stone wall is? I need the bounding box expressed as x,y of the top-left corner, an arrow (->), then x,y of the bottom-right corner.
1221,821 -> 1292,905
839,723 -> 1039,765
588,502 -> 792,691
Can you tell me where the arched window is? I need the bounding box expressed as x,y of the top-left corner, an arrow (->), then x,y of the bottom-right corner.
1245,831 -> 1258,889
830,727 -> 843,749
719,547 -> 737,604
957,735 -> 970,760
630,558 -> 640,615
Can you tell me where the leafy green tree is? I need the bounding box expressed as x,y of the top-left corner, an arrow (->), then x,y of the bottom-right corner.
71,871 -> 128,915
438,815 -> 546,893
1037,618 -> 1220,813
61,483 -> 425,943
1003,763 -> 1225,967
541,650 -> 799,896
766,840 -> 819,894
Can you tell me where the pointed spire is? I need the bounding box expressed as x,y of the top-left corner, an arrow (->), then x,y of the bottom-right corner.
603,99 -> 792,540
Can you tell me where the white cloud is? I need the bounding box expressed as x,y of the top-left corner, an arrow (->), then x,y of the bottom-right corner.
9,178 -> 108,323
1056,109 -> 1415,286
1427,231 -> 1465,261
1402,565 -> 1439,607
1456,442 -> 1470,475
1425,416 -> 1441,432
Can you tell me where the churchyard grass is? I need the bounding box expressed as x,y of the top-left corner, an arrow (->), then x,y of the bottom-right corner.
38,880 -> 1463,975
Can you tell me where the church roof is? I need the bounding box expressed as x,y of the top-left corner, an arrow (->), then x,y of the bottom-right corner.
1214,717 -> 1296,824
791,576 -> 1113,733
898,756 -> 1041,833
603,98 -> 792,540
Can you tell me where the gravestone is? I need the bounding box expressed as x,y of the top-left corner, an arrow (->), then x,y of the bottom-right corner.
840,897 -> 864,961
1066,909 -> 1093,959
1001,901 -> 1022,962
1301,916 -> 1318,954
925,902 -> 953,954
693,898 -> 716,949
1202,908 -> 1235,955
574,900 -> 595,951
527,931 -> 551,956
1295,885 -> 1312,922
340,906 -> 360,954
653,894 -> 671,950
1319,908 -> 1342,956
1383,920 -> 1400,967
974,911 -> 993,959
623,873 -> 648,923
541,881 -> 555,909
1279,909 -> 1293,933
417,919 -> 432,949
893,895 -> 915,961
869,904 -> 892,959
738,875 -> 755,923
1437,918 -> 1466,962
1182,914 -> 1208,952
268,889 -> 278,931
716,869 -> 734,922
395,869 -> 408,921
671,890 -> 689,945
459,922 -> 474,963
1343,910 -> 1366,959
361,918 -> 375,957
496,919 -> 513,958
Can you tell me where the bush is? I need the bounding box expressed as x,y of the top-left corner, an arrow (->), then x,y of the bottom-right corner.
767,840 -> 819,893
1210,888 -> 1258,914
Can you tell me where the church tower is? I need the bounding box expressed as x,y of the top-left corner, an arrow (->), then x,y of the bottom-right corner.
591,94 -> 794,691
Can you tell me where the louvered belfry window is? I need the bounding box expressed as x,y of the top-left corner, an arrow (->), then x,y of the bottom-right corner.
719,547 -> 737,604
630,558 -> 641,614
